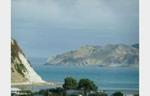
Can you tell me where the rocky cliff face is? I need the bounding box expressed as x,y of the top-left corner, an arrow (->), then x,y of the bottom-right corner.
11,39 -> 45,84
46,44 -> 139,67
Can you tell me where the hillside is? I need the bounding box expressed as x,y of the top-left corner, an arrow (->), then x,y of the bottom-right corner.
11,39 -> 45,84
46,44 -> 139,67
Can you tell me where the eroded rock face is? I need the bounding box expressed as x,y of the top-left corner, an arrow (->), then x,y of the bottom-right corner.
46,44 -> 139,67
11,39 -> 44,84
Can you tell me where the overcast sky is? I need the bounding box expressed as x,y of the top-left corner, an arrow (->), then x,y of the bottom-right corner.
12,0 -> 139,58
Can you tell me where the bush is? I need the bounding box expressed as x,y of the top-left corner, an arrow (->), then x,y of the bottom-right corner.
78,79 -> 98,91
134,94 -> 139,96
49,87 -> 64,96
88,92 -> 107,96
77,79 -> 98,96
63,77 -> 78,89
39,89 -> 49,96
112,91 -> 123,96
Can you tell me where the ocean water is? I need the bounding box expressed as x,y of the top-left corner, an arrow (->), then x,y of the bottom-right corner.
29,57 -> 139,91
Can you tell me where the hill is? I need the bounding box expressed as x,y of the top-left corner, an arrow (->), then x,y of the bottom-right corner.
11,39 -> 45,84
46,44 -> 139,67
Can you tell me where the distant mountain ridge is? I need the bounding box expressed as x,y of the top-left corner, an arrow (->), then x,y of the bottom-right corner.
11,39 -> 45,84
46,44 -> 139,67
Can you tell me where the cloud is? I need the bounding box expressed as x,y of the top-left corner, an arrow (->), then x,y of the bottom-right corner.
12,0 -> 139,57
12,0 -> 138,32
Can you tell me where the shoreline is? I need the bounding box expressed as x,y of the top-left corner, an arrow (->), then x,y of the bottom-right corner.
11,82 -> 139,91
11,81 -> 55,86
11,81 -> 62,91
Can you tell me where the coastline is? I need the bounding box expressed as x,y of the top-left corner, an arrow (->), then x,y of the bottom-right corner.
11,81 -> 55,86
11,81 -> 62,91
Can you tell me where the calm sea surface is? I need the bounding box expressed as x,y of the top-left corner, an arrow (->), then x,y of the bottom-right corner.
29,57 -> 139,91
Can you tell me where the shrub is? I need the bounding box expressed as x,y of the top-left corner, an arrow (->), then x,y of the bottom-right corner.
112,91 -> 123,96
63,77 -> 78,89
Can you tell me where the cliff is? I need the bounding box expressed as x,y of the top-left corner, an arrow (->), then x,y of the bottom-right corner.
11,39 -> 45,84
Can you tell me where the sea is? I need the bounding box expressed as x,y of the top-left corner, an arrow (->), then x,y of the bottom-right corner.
27,57 -> 139,95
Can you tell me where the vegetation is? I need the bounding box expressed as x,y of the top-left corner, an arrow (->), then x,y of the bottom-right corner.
15,63 -> 27,77
38,89 -> 49,96
48,87 -> 65,96
132,44 -> 139,49
11,77 -> 138,96
112,91 -> 123,96
11,39 -> 27,77
78,79 -> 98,96
62,77 -> 98,96
78,79 -> 97,91
11,39 -> 23,62
37,88 -> 65,96
63,77 -> 78,89
134,94 -> 139,96
88,92 -> 107,96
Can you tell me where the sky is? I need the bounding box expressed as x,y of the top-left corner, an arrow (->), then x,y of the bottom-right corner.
12,0 -> 139,58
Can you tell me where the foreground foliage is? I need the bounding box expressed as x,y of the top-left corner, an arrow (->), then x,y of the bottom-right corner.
11,77 -> 138,96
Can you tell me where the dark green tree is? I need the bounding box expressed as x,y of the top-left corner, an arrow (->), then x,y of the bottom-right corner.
112,91 -> 123,96
134,94 -> 139,96
88,92 -> 107,96
78,79 -> 98,96
63,77 -> 78,89
39,89 -> 49,96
